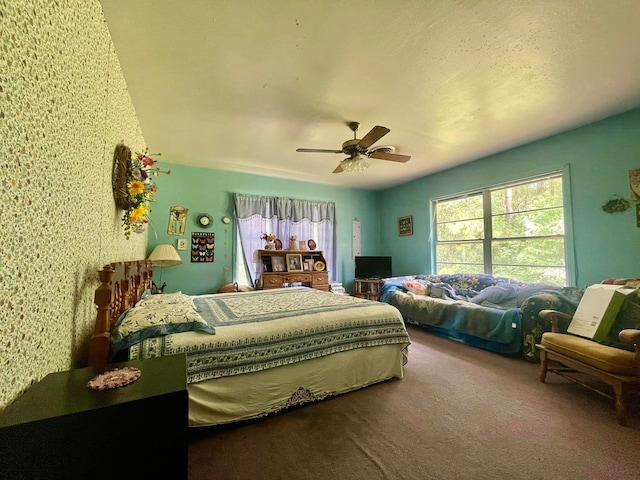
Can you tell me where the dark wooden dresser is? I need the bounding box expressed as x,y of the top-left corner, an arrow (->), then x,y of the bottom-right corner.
0,354 -> 188,480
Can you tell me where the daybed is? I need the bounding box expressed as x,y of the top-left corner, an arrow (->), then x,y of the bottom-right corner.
379,273 -> 584,359
89,261 -> 410,427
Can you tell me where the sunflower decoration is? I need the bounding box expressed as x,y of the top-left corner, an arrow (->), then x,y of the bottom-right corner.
121,148 -> 170,238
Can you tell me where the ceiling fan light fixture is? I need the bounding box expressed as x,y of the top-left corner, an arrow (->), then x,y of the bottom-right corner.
341,155 -> 370,173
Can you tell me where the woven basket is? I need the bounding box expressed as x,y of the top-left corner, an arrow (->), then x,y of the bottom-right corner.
112,144 -> 131,210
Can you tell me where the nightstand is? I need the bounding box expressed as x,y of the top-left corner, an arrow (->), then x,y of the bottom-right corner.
0,354 -> 188,480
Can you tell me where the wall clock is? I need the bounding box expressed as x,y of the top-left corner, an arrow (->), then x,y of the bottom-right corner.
197,214 -> 213,228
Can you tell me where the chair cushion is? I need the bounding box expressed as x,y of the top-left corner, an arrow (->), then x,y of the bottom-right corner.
541,333 -> 637,376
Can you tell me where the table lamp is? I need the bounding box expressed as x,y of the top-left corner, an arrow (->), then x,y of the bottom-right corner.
147,244 -> 182,293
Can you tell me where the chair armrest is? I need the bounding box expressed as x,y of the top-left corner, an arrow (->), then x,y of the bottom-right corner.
539,309 -> 574,333
619,329 -> 640,347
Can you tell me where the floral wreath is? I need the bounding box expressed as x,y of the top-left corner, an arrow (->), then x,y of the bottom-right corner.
112,144 -> 170,239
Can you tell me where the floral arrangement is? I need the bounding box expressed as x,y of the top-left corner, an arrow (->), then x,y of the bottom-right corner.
260,232 -> 276,242
122,150 -> 170,238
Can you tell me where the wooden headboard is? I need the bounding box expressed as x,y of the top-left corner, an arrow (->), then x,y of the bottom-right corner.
88,260 -> 153,367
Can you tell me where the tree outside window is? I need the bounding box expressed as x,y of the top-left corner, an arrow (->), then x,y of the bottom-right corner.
433,173 -> 567,285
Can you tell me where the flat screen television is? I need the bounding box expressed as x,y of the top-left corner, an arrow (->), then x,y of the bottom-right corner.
355,256 -> 392,279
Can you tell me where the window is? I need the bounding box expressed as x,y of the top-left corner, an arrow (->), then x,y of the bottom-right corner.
433,173 -> 567,285
233,194 -> 336,287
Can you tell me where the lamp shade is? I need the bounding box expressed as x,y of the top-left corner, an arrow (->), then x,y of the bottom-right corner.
147,244 -> 182,267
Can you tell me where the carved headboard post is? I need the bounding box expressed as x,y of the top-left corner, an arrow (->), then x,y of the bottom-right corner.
89,264 -> 116,367
88,260 -> 154,367
122,262 -> 133,314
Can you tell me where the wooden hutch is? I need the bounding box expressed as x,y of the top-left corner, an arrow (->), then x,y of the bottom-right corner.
256,249 -> 329,291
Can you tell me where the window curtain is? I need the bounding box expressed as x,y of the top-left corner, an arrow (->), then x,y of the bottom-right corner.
234,194 -> 336,286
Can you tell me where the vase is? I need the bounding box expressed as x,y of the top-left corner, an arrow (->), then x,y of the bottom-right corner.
132,222 -> 146,234
265,241 -> 276,250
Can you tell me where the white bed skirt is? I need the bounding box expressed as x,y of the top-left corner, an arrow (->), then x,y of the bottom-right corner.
188,343 -> 406,427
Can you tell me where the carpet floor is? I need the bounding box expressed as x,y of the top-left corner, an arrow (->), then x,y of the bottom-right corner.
188,325 -> 640,480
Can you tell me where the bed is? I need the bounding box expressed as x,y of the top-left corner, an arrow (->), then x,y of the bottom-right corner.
89,261 -> 410,427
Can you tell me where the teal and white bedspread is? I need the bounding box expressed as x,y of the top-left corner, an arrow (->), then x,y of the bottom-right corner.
129,287 -> 410,383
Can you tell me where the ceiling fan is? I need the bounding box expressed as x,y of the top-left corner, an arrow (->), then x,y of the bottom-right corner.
296,122 -> 411,173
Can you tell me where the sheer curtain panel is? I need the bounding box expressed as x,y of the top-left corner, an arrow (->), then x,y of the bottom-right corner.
234,194 -> 336,286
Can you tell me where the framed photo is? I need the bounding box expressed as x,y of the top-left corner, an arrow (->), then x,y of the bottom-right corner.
176,239 -> 187,250
286,253 -> 303,272
303,259 -> 312,271
398,215 -> 413,236
272,256 -> 286,272
262,257 -> 273,272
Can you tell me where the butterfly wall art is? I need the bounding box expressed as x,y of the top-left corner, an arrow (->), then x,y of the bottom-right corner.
191,232 -> 214,263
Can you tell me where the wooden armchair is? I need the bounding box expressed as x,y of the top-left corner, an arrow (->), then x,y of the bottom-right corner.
536,309 -> 640,426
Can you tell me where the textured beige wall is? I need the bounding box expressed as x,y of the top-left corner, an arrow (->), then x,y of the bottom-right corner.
0,0 -> 148,410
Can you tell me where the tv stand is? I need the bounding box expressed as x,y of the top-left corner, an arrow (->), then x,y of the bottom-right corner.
354,278 -> 382,301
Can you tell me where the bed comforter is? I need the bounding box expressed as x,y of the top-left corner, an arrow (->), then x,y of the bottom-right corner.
129,287 -> 410,383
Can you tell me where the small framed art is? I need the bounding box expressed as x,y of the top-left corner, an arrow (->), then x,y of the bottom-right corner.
168,205 -> 188,236
177,239 -> 187,250
398,215 -> 413,236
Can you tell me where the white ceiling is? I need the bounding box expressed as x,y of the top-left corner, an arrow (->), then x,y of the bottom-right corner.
100,0 -> 640,191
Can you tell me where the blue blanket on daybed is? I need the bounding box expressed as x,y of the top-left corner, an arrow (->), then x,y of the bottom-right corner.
379,274 -> 565,355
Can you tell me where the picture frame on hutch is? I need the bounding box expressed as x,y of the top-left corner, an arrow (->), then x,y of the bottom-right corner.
286,254 -> 303,272
272,256 -> 286,272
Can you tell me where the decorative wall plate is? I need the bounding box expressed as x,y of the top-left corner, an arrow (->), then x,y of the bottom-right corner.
198,214 -> 213,228
87,367 -> 141,391
308,239 -> 317,250
274,238 -> 283,250
313,261 -> 325,271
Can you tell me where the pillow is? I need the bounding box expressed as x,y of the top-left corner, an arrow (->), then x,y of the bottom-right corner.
111,302 -> 214,353
403,280 -> 428,296
469,284 -> 518,306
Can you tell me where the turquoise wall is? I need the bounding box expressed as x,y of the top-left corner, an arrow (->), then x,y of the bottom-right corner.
378,108 -> 640,287
149,109 -> 640,294
147,164 -> 380,294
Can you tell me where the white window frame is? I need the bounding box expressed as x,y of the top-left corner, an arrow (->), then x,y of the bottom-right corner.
430,169 -> 575,285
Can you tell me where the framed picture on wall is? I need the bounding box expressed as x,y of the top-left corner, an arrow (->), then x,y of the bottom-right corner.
191,232 -> 214,262
168,205 -> 188,236
398,215 -> 413,236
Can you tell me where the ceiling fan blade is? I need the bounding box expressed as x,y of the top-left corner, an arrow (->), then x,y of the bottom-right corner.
369,151 -> 411,163
332,164 -> 344,173
358,126 -> 390,150
296,148 -> 343,154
